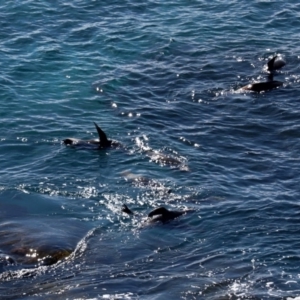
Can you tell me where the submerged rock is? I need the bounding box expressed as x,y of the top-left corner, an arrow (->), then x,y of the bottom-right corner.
0,219 -> 87,267
11,245 -> 73,266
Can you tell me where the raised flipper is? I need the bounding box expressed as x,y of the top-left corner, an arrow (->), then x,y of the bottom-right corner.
94,122 -> 112,148
267,55 -> 277,72
267,55 -> 286,72
122,204 -> 134,215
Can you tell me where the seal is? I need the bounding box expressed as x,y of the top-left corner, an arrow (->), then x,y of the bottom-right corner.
241,80 -> 283,92
267,55 -> 286,72
63,122 -> 119,148
122,204 -> 193,223
148,207 -> 187,223
240,74 -> 283,92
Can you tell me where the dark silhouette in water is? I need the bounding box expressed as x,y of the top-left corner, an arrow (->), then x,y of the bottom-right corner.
239,55 -> 286,92
122,204 -> 134,215
267,55 -> 286,72
63,122 -> 119,148
148,207 -> 187,223
122,204 -> 193,223
241,74 -> 283,92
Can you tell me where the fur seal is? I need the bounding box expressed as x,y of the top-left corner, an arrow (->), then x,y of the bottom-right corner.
267,55 -> 286,72
240,74 -> 283,92
239,55 -> 286,92
122,204 -> 192,223
63,122 -> 119,148
241,80 -> 283,92
148,207 -> 187,223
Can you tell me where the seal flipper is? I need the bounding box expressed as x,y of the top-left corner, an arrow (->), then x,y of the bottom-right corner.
267,55 -> 277,72
94,122 -> 111,147
63,138 -> 73,145
122,204 -> 133,215
267,55 -> 286,72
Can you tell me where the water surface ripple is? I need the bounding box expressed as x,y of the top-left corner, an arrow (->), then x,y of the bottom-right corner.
1,0 -> 300,299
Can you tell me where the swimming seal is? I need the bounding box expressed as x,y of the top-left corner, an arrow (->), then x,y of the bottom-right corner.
267,55 -> 286,72
148,207 -> 187,223
241,74 -> 283,92
63,122 -> 119,148
122,204 -> 192,223
241,80 -> 283,92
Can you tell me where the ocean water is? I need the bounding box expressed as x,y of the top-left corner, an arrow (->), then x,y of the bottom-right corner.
1,0 -> 300,299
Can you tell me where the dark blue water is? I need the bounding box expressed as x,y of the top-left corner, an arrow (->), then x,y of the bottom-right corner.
1,1 -> 300,299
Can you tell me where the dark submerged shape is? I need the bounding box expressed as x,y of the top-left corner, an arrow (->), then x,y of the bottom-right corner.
63,122 -> 115,148
11,246 -> 72,266
267,55 -> 286,72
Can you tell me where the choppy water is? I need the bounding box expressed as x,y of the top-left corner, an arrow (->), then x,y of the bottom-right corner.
1,1 -> 300,299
